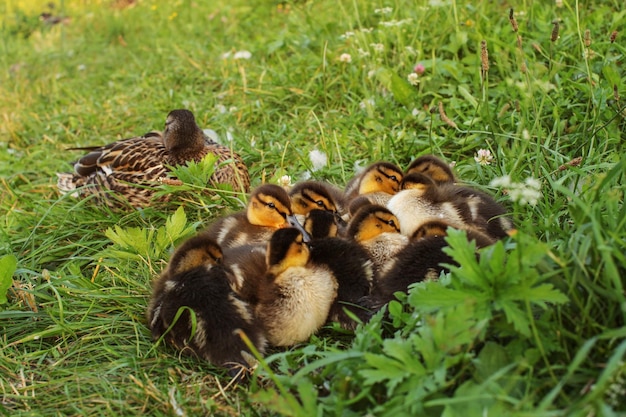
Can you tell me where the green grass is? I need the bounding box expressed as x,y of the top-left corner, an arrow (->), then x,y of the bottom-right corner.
1,0 -> 624,415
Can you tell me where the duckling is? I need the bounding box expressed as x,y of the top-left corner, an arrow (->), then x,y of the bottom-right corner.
386,173 -> 475,236
205,184 -> 310,249
56,109 -> 250,208
289,180 -> 348,232
344,162 -> 403,206
346,204 -> 409,276
369,220 -> 493,308
222,243 -> 267,305
256,227 -> 338,346
147,234 -> 266,378
394,172 -> 514,240
405,154 -> 455,184
303,210 -> 374,330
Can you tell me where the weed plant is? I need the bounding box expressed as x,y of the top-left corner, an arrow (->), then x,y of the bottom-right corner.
0,0 -> 624,415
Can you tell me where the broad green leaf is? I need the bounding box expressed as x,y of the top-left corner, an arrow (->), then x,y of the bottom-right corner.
498,300 -> 531,337
473,342 -> 509,383
0,254 -> 18,304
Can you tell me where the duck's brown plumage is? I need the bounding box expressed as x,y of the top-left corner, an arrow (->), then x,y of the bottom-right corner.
56,109 -> 250,208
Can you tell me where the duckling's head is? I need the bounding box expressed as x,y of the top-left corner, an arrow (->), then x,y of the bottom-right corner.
400,172 -> 438,196
167,233 -> 223,276
303,209 -> 339,239
358,162 -> 403,195
247,184 -> 296,228
163,109 -> 205,155
289,181 -> 339,216
406,155 -> 455,184
347,204 -> 401,242
266,228 -> 310,275
411,220 -> 451,240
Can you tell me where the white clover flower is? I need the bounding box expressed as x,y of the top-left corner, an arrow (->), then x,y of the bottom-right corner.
522,129 -> 530,140
77,64 -> 86,71
339,53 -> 352,63
474,149 -> 494,165
359,98 -> 375,110
221,51 -> 232,59
215,104 -> 227,114
407,72 -> 419,86
233,50 -> 252,60
370,43 -> 384,52
278,175 -> 292,188
358,48 -> 371,57
374,7 -> 393,14
490,175 -> 542,206
411,108 -> 420,117
309,149 -> 328,172
360,28 -> 374,33
340,31 -> 355,39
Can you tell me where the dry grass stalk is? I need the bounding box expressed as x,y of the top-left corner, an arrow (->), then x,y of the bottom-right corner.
438,102 -> 458,129
509,8 -> 519,32
551,21 -> 560,42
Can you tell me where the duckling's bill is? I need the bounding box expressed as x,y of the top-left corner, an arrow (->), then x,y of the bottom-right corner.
287,214 -> 312,243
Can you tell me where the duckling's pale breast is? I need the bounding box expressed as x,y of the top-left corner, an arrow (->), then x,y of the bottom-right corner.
359,233 -> 409,276
257,265 -> 337,347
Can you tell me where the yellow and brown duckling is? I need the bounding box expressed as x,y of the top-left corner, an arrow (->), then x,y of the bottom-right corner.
256,227 -> 338,346
303,210 -> 375,330
368,220 -> 494,309
346,204 -> 409,276
56,109 -> 250,208
386,172 -> 477,237
344,161 -> 403,206
405,154 -> 455,184
147,233 -> 266,379
205,184 -> 309,249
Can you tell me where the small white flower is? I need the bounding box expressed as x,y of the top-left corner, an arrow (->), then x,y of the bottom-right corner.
370,43 -> 384,52
360,28 -> 374,33
474,149 -> 494,165
228,106 -> 238,112
374,7 -> 393,14
524,177 -> 541,190
278,175 -> 292,188
233,50 -> 252,60
411,108 -> 420,117
340,31 -> 355,39
407,72 -> 419,86
490,176 -> 542,206
339,53 -> 352,63
215,104 -> 227,114
221,51 -> 232,59
358,48 -> 371,57
522,129 -> 530,140
489,175 -> 512,188
77,64 -> 86,71
225,131 -> 234,142
359,98 -> 375,110
309,150 -> 328,171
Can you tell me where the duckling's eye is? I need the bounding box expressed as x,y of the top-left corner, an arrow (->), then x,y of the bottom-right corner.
387,219 -> 396,227
390,175 -> 398,182
316,200 -> 324,206
267,202 -> 275,209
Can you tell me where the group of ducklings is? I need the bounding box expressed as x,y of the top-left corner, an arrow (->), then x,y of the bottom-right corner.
54,109 -> 513,378
146,154 -> 515,378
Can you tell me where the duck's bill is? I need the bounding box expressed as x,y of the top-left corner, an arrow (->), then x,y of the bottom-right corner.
286,214 -> 312,243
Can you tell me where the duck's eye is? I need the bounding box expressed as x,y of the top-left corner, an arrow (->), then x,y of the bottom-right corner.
267,202 -> 275,209
316,200 -> 324,206
390,175 -> 398,182
387,219 -> 396,227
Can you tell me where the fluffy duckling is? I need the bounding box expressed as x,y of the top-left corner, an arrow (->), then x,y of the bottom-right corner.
303,210 -> 374,330
205,184 -> 309,249
222,243 -> 267,305
346,204 -> 409,276
57,109 -> 250,208
393,172 -> 513,240
386,173 -> 476,236
256,228 -> 338,346
147,234 -> 266,378
405,154 -> 455,184
369,220 -> 493,308
344,162 -> 403,206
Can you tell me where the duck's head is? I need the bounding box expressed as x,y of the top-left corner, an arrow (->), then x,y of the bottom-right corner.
266,228 -> 310,275
411,220 -> 451,240
405,155 -> 455,184
303,209 -> 339,239
399,172 -> 438,196
347,204 -> 401,242
163,109 -> 205,155
248,184 -> 311,240
358,162 -> 403,195
167,233 -> 223,276
289,181 -> 340,216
